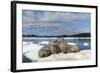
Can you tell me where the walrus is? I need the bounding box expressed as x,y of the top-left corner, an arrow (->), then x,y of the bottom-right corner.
38,45 -> 51,58
38,39 -> 80,58
58,42 -> 80,53
58,43 -> 67,53
56,38 -> 68,53
66,44 -> 80,53
57,38 -> 80,53
38,40 -> 61,58
49,40 -> 61,54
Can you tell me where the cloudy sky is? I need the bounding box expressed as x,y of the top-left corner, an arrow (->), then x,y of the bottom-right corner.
22,10 -> 91,36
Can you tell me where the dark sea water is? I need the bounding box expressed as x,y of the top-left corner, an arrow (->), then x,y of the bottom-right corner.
23,37 -> 91,50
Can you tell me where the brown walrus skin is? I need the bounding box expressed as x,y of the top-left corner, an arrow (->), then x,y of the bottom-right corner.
56,39 -> 68,53
58,43 -> 80,54
38,41 -> 61,58
65,44 -> 80,53
49,40 -> 61,54
38,39 -> 80,58
38,45 -> 51,58
58,42 -> 67,53
56,39 -> 80,54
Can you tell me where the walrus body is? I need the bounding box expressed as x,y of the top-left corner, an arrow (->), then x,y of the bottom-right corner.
49,40 -> 61,54
38,45 -> 51,58
58,43 -> 67,53
57,39 -> 80,53
66,44 -> 80,53
38,41 -> 61,58
58,43 -> 80,54
38,39 -> 80,58
57,39 -> 68,53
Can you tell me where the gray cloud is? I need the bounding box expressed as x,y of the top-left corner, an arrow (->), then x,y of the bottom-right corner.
22,10 -> 90,35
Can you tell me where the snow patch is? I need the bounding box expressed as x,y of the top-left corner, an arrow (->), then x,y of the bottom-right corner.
23,42 -> 91,62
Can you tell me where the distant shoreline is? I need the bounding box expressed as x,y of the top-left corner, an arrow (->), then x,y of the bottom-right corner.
23,37 -> 91,39
23,33 -> 91,37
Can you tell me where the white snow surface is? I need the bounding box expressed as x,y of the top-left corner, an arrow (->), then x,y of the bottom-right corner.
23,42 -> 91,62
